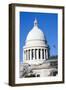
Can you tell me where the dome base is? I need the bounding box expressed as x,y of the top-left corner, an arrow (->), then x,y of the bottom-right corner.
24,59 -> 46,65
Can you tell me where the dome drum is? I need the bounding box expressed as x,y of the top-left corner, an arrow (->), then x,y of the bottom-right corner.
24,40 -> 48,48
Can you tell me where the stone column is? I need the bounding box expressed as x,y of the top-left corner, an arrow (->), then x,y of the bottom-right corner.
41,49 -> 42,60
28,50 -> 29,60
29,50 -> 30,60
26,50 -> 27,60
30,49 -> 32,60
42,49 -> 43,59
47,49 -> 49,58
23,49 -> 24,62
45,49 -> 47,60
35,49 -> 36,59
44,49 -> 45,60
23,50 -> 26,60
25,50 -> 26,60
27,50 -> 28,60
27,50 -> 29,60
47,49 -> 49,59
45,49 -> 46,59
46,49 -> 48,59
32,49 -> 34,60
37,49 -> 39,60
33,49 -> 35,60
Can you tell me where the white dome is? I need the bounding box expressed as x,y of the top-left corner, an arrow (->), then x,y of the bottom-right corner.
26,18 -> 46,42
26,26 -> 45,41
24,18 -> 48,47
23,19 -> 49,65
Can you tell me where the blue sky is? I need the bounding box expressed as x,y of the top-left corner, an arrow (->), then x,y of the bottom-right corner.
20,12 -> 58,62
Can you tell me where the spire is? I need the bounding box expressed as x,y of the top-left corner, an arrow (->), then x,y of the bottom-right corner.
34,18 -> 38,26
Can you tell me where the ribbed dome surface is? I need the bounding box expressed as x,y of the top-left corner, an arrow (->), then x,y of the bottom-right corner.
26,26 -> 45,41
26,18 -> 46,42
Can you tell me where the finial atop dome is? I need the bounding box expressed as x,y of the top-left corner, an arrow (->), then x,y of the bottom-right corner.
34,18 -> 38,26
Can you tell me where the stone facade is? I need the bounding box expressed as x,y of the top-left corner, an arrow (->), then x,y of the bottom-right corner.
20,56 -> 58,78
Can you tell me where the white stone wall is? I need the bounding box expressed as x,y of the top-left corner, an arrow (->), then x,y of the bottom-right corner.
33,69 -> 50,77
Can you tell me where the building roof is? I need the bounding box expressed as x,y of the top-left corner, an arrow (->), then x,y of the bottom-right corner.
26,18 -> 46,42
24,18 -> 48,47
49,55 -> 58,60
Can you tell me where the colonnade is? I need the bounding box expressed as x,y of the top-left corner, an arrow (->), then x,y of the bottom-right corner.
23,48 -> 48,60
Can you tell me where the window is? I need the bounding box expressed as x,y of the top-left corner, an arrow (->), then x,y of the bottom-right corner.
37,74 -> 40,77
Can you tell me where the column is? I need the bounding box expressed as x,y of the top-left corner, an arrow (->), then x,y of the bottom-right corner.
37,49 -> 39,60
44,49 -> 45,60
47,49 -> 49,59
46,49 -> 48,59
35,49 -> 37,59
30,49 -> 32,60
23,50 -> 25,60
33,49 -> 35,60
32,49 -> 34,60
28,50 -> 29,60
27,50 -> 28,60
27,50 -> 29,60
25,50 -> 26,60
39,49 -> 41,59
25,50 -> 27,60
41,49 -> 42,60
48,48 -> 49,58
26,50 -> 27,60
29,50 -> 30,60
45,49 -> 47,60
23,50 -> 24,61
32,49 -> 33,60
42,49 -> 43,59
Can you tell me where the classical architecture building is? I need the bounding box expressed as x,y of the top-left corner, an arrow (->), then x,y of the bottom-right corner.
20,18 -> 58,78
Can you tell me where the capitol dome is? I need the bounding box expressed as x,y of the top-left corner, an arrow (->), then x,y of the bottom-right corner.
23,18 -> 49,65
25,18 -> 47,47
26,18 -> 45,42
